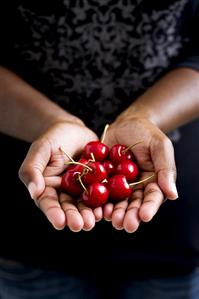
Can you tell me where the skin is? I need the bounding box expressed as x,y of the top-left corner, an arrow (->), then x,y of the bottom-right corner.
0,67 -> 103,231
1,66 -> 199,232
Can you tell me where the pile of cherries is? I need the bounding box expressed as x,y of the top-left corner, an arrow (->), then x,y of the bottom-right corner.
60,137 -> 150,209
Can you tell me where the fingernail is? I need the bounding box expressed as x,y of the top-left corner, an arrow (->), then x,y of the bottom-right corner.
28,182 -> 37,199
104,217 -> 111,222
53,224 -> 65,231
170,182 -> 178,199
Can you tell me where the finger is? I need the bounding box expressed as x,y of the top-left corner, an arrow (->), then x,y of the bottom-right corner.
151,137 -> 178,200
60,193 -> 84,232
77,201 -> 95,231
103,202 -> 114,221
128,142 -> 154,172
43,152 -> 67,177
44,176 -> 62,188
139,182 -> 164,222
131,171 -> 155,191
123,189 -> 143,233
19,140 -> 50,200
112,200 -> 128,230
93,207 -> 103,222
36,186 -> 66,230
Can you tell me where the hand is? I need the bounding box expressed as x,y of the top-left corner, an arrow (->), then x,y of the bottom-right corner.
19,121 -> 103,232
102,116 -> 178,233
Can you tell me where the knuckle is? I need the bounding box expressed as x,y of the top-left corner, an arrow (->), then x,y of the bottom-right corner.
18,164 -> 29,182
169,166 -> 177,175
144,182 -> 163,197
144,188 -> 161,197
161,136 -> 173,149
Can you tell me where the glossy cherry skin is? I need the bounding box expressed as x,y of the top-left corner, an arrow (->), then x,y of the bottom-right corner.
83,141 -> 109,161
109,144 -> 133,165
107,174 -> 132,201
82,161 -> 107,185
116,160 -> 138,182
67,158 -> 88,172
61,170 -> 83,197
82,183 -> 109,208
102,160 -> 115,177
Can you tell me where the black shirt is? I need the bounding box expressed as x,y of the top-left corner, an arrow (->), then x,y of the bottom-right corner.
0,0 -> 199,277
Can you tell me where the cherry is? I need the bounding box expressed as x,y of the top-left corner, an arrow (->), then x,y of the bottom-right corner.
60,147 -> 89,173
107,174 -> 132,201
82,183 -> 109,208
61,170 -> 83,197
67,158 -> 88,172
59,137 -> 152,207
116,160 -> 139,182
83,141 -> 109,162
102,160 -> 115,177
109,144 -> 133,165
82,161 -> 107,185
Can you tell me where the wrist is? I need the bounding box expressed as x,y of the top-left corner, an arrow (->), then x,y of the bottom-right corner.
115,102 -> 156,126
33,112 -> 86,142
42,112 -> 85,131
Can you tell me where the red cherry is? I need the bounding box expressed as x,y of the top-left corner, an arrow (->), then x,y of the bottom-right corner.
107,174 -> 132,201
61,170 -> 83,197
116,160 -> 139,182
102,160 -> 115,177
82,161 -> 107,185
109,144 -> 133,165
82,183 -> 109,208
83,141 -> 109,161
67,158 -> 88,172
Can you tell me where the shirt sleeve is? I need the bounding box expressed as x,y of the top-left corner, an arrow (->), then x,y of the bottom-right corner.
173,2 -> 199,72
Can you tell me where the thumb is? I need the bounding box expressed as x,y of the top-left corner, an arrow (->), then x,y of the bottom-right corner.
151,136 -> 178,200
19,140 -> 50,200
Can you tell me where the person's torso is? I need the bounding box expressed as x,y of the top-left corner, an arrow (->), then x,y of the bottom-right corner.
0,0 -> 199,276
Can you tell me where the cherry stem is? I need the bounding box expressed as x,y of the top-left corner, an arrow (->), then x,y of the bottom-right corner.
101,124 -> 109,143
102,179 -> 108,183
123,140 -> 144,153
60,147 -> 75,163
90,152 -> 95,162
66,161 -> 93,172
77,174 -> 87,192
129,173 -> 155,187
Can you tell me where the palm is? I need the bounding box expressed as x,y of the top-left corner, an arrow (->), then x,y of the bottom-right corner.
102,118 -> 176,232
19,122 -> 103,232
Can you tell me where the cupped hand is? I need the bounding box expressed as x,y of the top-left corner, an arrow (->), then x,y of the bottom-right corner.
103,116 -> 178,233
19,121 -> 103,232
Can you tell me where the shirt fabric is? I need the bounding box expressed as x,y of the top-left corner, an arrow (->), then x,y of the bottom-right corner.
0,0 -> 199,278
